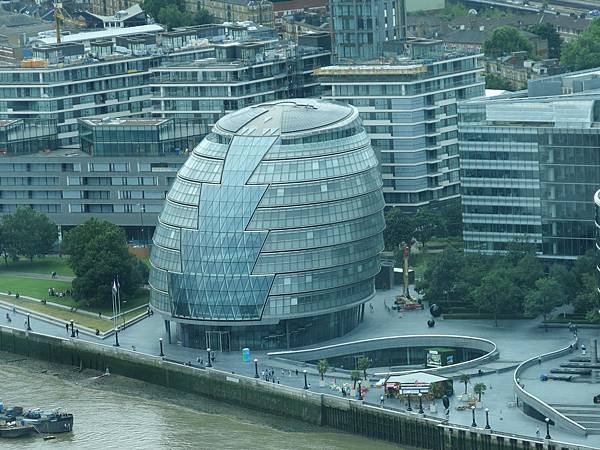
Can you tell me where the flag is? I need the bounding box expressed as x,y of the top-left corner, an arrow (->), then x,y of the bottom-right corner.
112,279 -> 118,298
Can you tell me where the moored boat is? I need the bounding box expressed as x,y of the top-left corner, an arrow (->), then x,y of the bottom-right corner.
0,421 -> 36,438
21,409 -> 74,434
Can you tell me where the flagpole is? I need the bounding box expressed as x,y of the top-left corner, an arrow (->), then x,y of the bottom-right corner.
112,279 -> 116,332
117,276 -> 123,329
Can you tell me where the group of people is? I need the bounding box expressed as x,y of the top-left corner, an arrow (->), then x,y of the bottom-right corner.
48,287 -> 71,298
65,322 -> 80,337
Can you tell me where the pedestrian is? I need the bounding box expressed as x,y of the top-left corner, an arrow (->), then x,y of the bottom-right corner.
538,356 -> 542,365
369,303 -> 374,313
75,329 -> 79,337
276,378 -> 280,384
535,427 -> 540,438
341,387 -> 346,397
65,322 -> 69,333
131,346 -> 136,351
380,395 -> 385,406
95,329 -> 100,336
295,368 -> 299,376
98,311 -> 102,318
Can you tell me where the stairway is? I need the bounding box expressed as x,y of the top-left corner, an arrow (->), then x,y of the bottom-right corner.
550,404 -> 600,434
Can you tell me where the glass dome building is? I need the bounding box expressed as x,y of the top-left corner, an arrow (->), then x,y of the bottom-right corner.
149,99 -> 385,350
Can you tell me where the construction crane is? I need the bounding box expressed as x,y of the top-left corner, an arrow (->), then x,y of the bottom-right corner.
53,2 -> 86,43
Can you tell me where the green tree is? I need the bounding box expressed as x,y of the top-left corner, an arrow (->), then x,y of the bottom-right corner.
351,370 -> 361,389
383,208 -> 414,251
158,4 -> 189,30
317,359 -> 329,381
473,382 -> 487,402
524,277 -> 565,331
413,206 -> 445,248
193,7 -> 212,25
2,207 -> 57,261
561,18 -> 600,71
439,199 -> 463,237
484,73 -> 513,91
483,26 -> 533,57
459,374 -> 470,394
142,0 -> 185,19
529,23 -> 561,59
471,267 -> 519,326
549,263 -> 577,305
357,356 -> 370,379
418,248 -> 465,305
62,218 -> 145,307
573,273 -> 599,315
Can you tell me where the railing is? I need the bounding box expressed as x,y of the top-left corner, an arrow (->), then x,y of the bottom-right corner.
513,337 -> 586,435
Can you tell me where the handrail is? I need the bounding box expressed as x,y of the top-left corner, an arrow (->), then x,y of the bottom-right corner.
513,337 -> 586,435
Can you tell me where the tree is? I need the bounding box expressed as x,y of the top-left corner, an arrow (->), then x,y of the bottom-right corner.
529,23 -> 561,59
158,4 -> 189,30
471,267 -> 519,326
484,73 -> 513,91
317,359 -> 329,381
561,18 -> 600,71
418,248 -> 466,305
439,199 -> 463,237
357,356 -> 370,379
62,219 -> 145,307
413,206 -> 445,248
524,277 -> 565,331
142,0 -> 185,19
573,273 -> 599,315
2,207 -> 57,261
483,26 -> 533,58
473,382 -> 487,402
193,7 -> 212,25
351,370 -> 361,389
383,208 -> 414,251
459,374 -> 470,394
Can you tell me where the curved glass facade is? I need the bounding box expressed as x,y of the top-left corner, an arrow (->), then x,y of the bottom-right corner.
149,99 -> 385,350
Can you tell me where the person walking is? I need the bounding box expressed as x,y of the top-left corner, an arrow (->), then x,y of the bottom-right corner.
75,329 -> 79,338
65,322 -> 69,333
380,395 -> 385,406
535,427 -> 540,438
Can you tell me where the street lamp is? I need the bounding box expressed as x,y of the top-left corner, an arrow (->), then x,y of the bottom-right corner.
137,203 -> 145,247
206,347 -> 212,367
418,392 -> 424,414
545,417 -> 551,439
254,358 -> 259,378
114,328 -> 120,347
70,319 -> 75,338
358,380 -> 363,400
303,369 -> 308,389
406,394 -> 413,412
26,313 -> 31,331
485,408 -> 491,429
471,406 -> 477,427
159,338 -> 164,357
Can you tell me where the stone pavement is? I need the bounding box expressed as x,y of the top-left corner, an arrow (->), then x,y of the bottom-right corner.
1,285 -> 600,448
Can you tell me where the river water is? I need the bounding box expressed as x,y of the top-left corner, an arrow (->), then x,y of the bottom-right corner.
1,353 -> 398,450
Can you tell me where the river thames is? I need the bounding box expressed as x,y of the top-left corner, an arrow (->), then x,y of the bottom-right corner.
1,353 -> 398,450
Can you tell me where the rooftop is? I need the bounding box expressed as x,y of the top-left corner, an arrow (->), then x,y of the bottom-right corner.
32,24 -> 164,45
80,118 -> 171,126
216,99 -> 354,135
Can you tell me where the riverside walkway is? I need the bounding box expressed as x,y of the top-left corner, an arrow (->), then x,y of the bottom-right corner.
1,284 -> 599,448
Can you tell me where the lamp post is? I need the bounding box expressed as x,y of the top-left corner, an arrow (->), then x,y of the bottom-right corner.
114,328 -> 120,347
254,358 -> 259,378
303,369 -> 308,389
406,394 -> 413,412
545,417 -> 551,439
471,406 -> 477,427
70,319 -> 75,338
485,408 -> 491,429
418,392 -> 424,414
358,380 -> 363,400
137,203 -> 145,247
206,347 -> 212,367
26,313 -> 31,331
159,338 -> 164,357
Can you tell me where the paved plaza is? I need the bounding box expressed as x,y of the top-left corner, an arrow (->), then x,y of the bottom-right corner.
2,284 -> 600,448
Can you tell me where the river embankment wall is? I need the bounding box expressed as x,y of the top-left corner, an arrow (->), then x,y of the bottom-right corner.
0,326 -> 594,450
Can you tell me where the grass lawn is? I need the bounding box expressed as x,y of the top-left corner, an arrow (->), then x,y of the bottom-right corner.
0,256 -> 74,277
0,295 -> 146,332
0,276 -> 148,315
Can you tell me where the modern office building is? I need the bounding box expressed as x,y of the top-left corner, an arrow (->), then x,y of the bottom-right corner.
149,99 -> 385,351
151,40 -> 331,124
0,117 -> 204,241
329,0 -> 408,62
460,70 -> 600,260
317,39 -> 484,208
